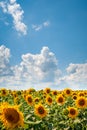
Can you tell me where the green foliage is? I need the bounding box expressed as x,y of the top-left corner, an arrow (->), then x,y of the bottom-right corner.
0,88 -> 87,130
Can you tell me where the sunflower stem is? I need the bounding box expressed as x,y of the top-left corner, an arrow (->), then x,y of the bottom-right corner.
24,120 -> 42,125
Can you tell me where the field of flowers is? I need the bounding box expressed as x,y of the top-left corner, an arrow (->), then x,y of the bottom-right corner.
0,88 -> 87,130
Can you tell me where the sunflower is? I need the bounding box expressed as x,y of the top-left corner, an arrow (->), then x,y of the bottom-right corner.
63,88 -> 72,97
72,95 -> 77,100
78,92 -> 84,97
34,104 -> 47,118
0,103 -> 24,129
14,97 -> 20,105
68,107 -> 78,119
44,88 -> 51,94
26,95 -> 33,106
22,94 -> 26,99
56,94 -> 65,105
46,96 -> 53,105
52,90 -> 58,95
28,88 -> 35,94
76,97 -> 87,109
0,88 -> 8,96
11,91 -> 18,98
34,97 -> 39,103
72,92 -> 77,95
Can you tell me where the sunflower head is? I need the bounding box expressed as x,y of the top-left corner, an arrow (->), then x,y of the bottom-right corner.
44,88 -> 51,94
76,97 -> 87,109
72,92 -> 77,95
46,96 -> 53,105
28,88 -> 36,94
68,107 -> 78,119
56,94 -> 65,105
72,95 -> 77,100
14,97 -> 20,105
64,88 -> 72,97
0,88 -> 8,96
52,90 -> 58,95
34,97 -> 39,103
26,95 -> 33,106
34,104 -> 47,118
78,92 -> 84,97
0,104 -> 24,129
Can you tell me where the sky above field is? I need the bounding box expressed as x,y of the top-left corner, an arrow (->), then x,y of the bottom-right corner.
0,0 -> 87,90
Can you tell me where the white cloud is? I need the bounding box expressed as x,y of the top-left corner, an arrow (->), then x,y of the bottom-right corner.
43,21 -> 50,27
0,45 -> 13,76
13,46 -> 61,82
0,45 -> 87,90
32,20 -> 50,31
10,0 -> 16,4
32,24 -> 42,31
0,1 -> 7,13
0,45 -> 61,90
0,0 -> 27,35
59,63 -> 87,90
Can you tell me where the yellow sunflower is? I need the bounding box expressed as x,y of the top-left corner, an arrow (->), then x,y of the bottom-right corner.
76,97 -> 87,109
56,94 -> 65,105
0,103 -> 24,129
22,93 -> 26,99
63,88 -> 72,97
46,96 -> 53,105
11,91 -> 18,98
72,92 -> 77,95
72,95 -> 77,100
34,97 -> 39,103
52,90 -> 58,95
26,95 -> 33,106
28,88 -> 35,94
34,104 -> 47,118
68,107 -> 78,119
78,92 -> 84,97
44,88 -> 51,94
0,88 -> 8,96
14,97 -> 20,105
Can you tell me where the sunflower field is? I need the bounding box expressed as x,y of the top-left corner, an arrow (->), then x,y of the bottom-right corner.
0,88 -> 87,130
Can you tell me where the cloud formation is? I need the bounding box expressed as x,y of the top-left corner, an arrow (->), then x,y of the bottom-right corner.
0,0 -> 27,35
32,21 -> 50,31
59,63 -> 87,90
14,46 -> 61,82
0,45 -> 87,90
0,45 -> 61,89
0,45 -> 13,76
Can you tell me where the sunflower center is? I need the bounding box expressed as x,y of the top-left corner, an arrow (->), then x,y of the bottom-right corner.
46,90 -> 50,93
66,90 -> 70,94
70,109 -> 76,115
79,93 -> 84,96
35,98 -> 39,102
58,97 -> 63,103
79,99 -> 85,106
73,96 -> 77,100
28,97 -> 32,103
38,107 -> 45,114
2,90 -> 6,95
48,97 -> 52,103
53,91 -> 57,95
4,108 -> 20,124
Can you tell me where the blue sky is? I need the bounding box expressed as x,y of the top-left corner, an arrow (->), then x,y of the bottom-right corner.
0,0 -> 87,90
